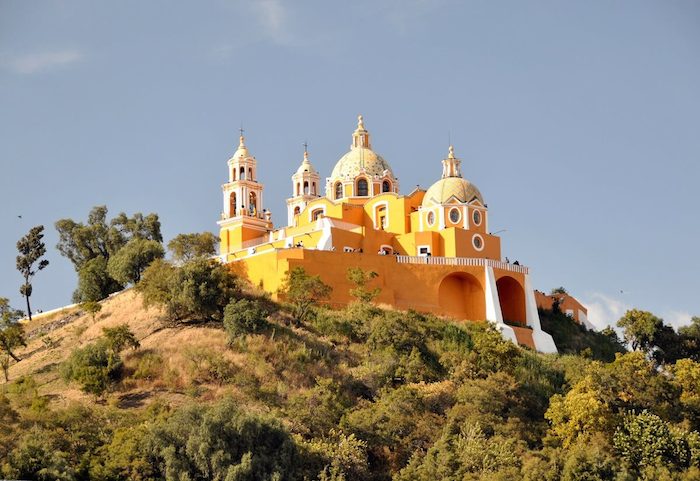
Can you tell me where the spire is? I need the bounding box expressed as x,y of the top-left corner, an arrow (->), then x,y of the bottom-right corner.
441,145 -> 463,178
296,142 -> 317,175
232,128 -> 250,160
351,114 -> 371,149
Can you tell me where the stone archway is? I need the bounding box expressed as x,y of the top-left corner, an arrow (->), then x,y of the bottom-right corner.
438,272 -> 485,321
496,276 -> 526,325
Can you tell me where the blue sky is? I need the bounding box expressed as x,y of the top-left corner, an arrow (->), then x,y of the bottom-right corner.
1,0 -> 699,329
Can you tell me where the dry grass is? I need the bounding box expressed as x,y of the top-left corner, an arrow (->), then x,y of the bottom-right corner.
3,289 -> 357,414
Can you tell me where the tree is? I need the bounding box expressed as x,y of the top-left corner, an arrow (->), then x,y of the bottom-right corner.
80,301 -> 102,323
0,298 -> 25,381
74,257 -> 122,303
146,397 -> 299,481
102,324 -> 140,352
551,287 -> 568,295
347,267 -> 381,303
16,225 -> 49,322
617,309 -> 663,353
55,206 -> 162,302
167,232 -> 219,263
223,298 -> 269,339
137,258 -> 239,323
61,341 -> 119,396
679,316 -> 700,361
107,238 -> 164,285
279,267 -> 332,324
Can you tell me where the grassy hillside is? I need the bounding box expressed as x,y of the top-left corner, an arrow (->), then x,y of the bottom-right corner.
2,288 -> 700,481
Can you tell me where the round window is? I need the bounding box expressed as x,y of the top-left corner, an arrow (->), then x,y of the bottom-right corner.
449,208 -> 461,224
426,211 -> 435,226
472,234 -> 484,250
472,210 -> 482,225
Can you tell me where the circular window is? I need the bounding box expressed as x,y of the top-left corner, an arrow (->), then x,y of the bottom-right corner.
472,209 -> 482,226
449,208 -> 461,224
426,211 -> 435,226
472,234 -> 484,251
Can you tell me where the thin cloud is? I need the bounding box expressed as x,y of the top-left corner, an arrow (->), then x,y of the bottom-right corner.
3,49 -> 84,74
662,310 -> 693,330
251,0 -> 292,45
580,292 -> 630,331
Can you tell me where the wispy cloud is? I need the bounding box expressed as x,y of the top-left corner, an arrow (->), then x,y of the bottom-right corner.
251,0 -> 292,45
2,49 -> 84,74
662,310 -> 693,330
580,292 -> 630,331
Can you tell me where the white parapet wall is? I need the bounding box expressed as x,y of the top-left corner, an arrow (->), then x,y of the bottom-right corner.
524,274 -> 558,354
484,266 -> 519,345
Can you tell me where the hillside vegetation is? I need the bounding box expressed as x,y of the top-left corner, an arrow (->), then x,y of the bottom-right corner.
3,208 -> 700,481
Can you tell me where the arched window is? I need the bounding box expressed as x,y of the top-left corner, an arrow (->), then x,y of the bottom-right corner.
357,178 -> 369,197
376,205 -> 387,229
293,206 -> 300,215
248,168 -> 253,181
229,192 -> 237,217
249,192 -> 257,216
335,182 -> 343,200
382,180 -> 391,193
239,166 -> 245,180
312,208 -> 323,221
303,181 -> 309,195
312,182 -> 316,195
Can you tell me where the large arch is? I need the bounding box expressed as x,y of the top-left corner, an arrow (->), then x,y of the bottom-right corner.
496,276 -> 526,325
438,272 -> 485,321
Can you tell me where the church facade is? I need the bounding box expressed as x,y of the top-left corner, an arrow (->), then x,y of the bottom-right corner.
217,116 -> 557,353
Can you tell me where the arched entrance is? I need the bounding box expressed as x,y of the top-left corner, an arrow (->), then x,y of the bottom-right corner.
496,276 -> 526,325
438,272 -> 485,321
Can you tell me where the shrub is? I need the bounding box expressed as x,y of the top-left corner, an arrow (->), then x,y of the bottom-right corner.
61,341 -> 121,396
278,267 -> 331,324
137,257 -> 240,323
146,397 -> 299,481
223,298 -> 270,340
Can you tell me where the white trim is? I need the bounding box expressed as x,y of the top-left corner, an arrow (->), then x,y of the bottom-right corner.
484,266 -> 518,345
462,205 -> 469,229
439,206 -> 446,230
343,246 -> 354,253
472,233 -> 484,251
524,274 -> 558,353
309,205 -> 326,222
379,244 -> 393,254
373,201 -> 389,230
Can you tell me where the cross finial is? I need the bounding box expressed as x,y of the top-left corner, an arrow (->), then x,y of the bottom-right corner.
303,141 -> 308,153
238,124 -> 246,147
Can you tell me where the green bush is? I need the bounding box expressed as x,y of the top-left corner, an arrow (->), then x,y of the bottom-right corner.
61,341 -> 121,396
137,258 -> 239,323
223,298 -> 270,339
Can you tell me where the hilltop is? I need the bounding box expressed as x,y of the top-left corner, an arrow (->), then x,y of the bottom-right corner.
4,279 -> 700,481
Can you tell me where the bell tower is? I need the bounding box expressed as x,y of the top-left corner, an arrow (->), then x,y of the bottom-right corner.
286,145 -> 321,226
218,131 -> 272,256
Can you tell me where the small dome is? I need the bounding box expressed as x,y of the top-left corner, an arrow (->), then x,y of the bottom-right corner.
330,147 -> 393,179
296,151 -> 317,175
422,177 -> 484,207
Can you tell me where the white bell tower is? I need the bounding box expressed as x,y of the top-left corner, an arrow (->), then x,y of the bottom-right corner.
286,144 -> 321,226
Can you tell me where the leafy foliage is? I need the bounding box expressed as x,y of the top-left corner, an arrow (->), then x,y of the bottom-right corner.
16,225 -> 49,321
224,297 -> 270,339
56,206 -> 162,302
137,257 -> 239,323
347,267 -> 381,303
0,297 -> 25,381
279,267 -> 332,324
107,238 -> 164,285
167,231 -> 219,262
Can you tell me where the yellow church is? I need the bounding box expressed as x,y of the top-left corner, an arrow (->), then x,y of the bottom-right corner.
217,116 -> 557,353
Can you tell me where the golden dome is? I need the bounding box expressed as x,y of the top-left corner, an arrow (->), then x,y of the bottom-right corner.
422,177 -> 484,207
329,115 -> 394,180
